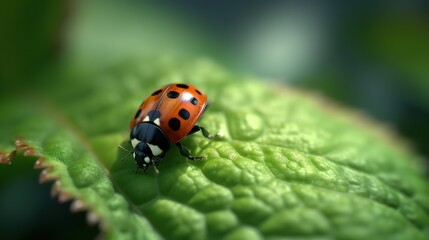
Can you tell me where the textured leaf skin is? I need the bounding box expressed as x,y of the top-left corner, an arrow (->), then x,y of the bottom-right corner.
1,58 -> 429,239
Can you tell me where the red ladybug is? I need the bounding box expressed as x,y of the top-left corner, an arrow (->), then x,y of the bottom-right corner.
126,83 -> 217,172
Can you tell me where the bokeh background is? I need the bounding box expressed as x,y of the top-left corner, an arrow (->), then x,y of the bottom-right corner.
1,0 -> 428,239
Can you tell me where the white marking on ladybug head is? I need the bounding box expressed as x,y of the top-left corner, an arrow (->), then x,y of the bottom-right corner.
147,143 -> 163,156
131,138 -> 141,148
182,92 -> 194,102
144,157 -> 150,163
132,152 -> 136,159
153,118 -> 160,126
143,116 -> 150,122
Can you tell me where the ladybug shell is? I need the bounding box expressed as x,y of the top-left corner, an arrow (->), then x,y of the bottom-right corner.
130,83 -> 208,143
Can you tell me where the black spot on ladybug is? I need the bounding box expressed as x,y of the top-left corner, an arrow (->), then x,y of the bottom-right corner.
178,108 -> 190,120
147,110 -> 161,121
190,97 -> 198,105
195,89 -> 202,95
167,91 -> 179,99
151,89 -> 162,96
176,84 -> 189,89
134,109 -> 142,119
168,118 -> 181,131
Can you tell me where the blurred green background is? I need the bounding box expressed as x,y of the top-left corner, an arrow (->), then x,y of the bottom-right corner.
1,0 -> 428,239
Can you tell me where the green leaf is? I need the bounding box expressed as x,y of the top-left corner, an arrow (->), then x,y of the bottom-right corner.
1,58 -> 429,239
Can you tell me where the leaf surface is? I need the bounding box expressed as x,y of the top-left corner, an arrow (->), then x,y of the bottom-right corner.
1,58 -> 429,239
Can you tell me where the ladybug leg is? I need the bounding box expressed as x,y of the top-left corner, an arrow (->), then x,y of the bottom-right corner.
176,142 -> 204,161
151,161 -> 160,175
187,125 -> 201,135
188,125 -> 221,139
151,156 -> 163,175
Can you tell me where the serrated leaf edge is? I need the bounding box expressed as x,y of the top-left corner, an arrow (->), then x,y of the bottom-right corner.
1,138 -> 105,234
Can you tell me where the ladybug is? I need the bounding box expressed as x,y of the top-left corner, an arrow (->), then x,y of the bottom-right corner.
125,83 -> 217,172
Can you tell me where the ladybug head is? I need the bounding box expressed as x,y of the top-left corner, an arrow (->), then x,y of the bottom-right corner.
132,141 -> 154,170
130,123 -> 157,171
129,122 -> 170,172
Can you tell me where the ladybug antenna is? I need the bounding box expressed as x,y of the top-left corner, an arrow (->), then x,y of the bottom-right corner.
118,144 -> 133,161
